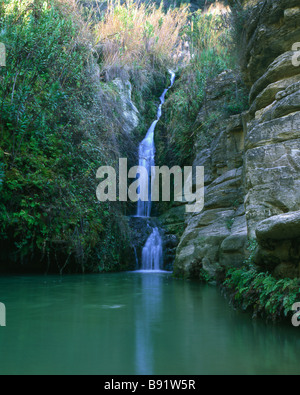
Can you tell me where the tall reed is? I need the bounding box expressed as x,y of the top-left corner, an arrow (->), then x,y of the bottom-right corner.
95,0 -> 189,76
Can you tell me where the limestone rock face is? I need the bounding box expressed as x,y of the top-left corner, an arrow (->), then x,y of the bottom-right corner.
241,0 -> 300,277
174,72 -> 248,279
235,0 -> 300,87
256,211 -> 300,241
173,0 -> 300,279
113,78 -> 139,134
255,211 -> 300,278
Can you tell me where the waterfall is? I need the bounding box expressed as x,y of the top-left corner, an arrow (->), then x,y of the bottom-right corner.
136,71 -> 175,271
137,71 -> 175,218
141,228 -> 163,271
136,120 -> 158,218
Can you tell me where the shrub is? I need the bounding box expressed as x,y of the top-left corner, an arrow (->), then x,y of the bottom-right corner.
0,0 -> 133,272
156,5 -> 234,168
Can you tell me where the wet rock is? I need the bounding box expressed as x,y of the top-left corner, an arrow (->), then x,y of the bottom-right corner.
158,206 -> 186,270
128,217 -> 158,268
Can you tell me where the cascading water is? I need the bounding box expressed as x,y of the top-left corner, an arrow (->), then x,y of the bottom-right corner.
141,227 -> 163,271
136,71 -> 176,271
136,120 -> 158,218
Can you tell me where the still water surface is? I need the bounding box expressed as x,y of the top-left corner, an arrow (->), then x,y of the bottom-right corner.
0,272 -> 299,375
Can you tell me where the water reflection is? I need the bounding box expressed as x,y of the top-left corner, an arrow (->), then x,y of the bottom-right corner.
134,273 -> 163,374
0,273 -> 299,374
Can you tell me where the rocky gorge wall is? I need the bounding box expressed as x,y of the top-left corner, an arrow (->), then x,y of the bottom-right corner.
242,0 -> 300,278
171,0 -> 300,280
172,70 -> 248,279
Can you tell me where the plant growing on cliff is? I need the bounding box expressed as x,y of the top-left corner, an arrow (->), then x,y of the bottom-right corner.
223,266 -> 300,322
0,0 -> 134,272
156,4 -> 234,168
225,0 -> 252,69
221,239 -> 300,322
223,83 -> 249,115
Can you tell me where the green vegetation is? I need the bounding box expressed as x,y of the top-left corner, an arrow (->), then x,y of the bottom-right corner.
223,266 -> 300,322
223,85 -> 249,115
95,1 -> 188,74
225,218 -> 235,231
225,0 -> 253,82
0,162 -> 4,191
0,0 -> 190,273
219,240 -> 300,323
186,236 -> 300,323
155,5 -> 243,170
0,0 -> 136,273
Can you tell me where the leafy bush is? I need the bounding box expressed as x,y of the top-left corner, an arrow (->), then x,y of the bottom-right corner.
0,0 -> 133,273
223,85 -> 249,115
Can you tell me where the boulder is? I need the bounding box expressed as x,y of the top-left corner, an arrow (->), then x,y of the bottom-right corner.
254,212 -> 300,278
256,211 -> 300,241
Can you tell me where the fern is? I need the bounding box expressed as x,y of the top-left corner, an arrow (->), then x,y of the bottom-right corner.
223,266 -> 300,322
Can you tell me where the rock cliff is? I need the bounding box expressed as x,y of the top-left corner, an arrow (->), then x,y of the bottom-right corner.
173,0 -> 300,279
173,71 -> 248,279
242,0 -> 300,278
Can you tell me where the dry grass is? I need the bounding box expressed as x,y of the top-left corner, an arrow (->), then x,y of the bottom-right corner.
95,0 -> 189,76
190,5 -> 231,58
56,0 -> 95,48
204,1 -> 230,15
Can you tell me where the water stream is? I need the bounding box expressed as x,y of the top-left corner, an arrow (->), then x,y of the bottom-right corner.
137,71 -> 176,271
141,227 -> 163,271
